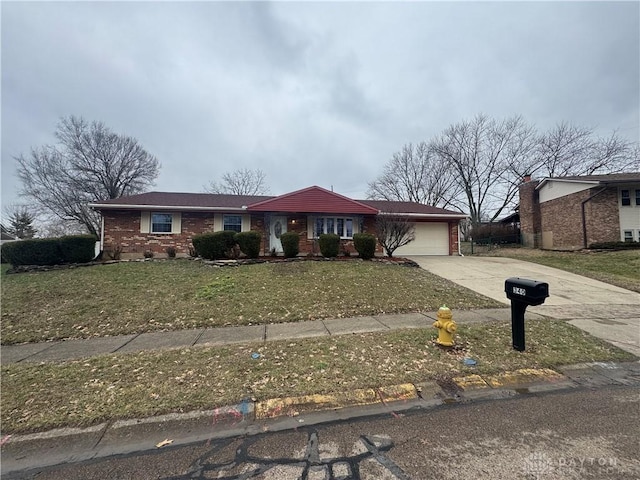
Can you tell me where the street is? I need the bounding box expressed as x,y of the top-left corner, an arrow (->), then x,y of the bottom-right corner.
7,384 -> 639,480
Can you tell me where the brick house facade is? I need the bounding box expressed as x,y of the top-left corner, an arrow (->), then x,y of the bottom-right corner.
519,173 -> 640,250
92,186 -> 466,258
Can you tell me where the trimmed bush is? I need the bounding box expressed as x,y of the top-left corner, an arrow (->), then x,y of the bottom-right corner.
319,233 -> 340,258
1,238 -> 62,267
192,231 -> 238,260
235,231 -> 261,258
353,233 -> 376,259
59,235 -> 97,263
1,243 -> 13,264
589,241 -> 640,250
280,232 -> 300,258
166,246 -> 177,258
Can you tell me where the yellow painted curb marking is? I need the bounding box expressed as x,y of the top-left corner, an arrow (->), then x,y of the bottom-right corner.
485,368 -> 565,388
453,374 -> 490,390
255,384 -> 418,420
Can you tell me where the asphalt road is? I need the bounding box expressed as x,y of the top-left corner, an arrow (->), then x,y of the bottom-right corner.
8,385 -> 639,480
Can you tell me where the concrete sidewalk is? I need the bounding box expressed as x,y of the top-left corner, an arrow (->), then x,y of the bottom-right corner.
1,308 -> 530,365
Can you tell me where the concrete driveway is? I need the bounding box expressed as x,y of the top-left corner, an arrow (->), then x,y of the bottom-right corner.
408,256 -> 640,356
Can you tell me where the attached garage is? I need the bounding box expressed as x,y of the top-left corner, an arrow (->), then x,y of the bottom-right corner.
395,222 -> 450,256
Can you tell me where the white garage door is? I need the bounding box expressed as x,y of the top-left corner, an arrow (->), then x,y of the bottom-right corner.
395,222 -> 450,256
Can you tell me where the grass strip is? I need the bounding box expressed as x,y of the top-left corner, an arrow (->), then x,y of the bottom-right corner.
1,260 -> 501,344
2,319 -> 634,434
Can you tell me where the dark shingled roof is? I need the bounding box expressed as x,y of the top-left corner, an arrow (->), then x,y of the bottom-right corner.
357,199 -> 465,216
551,172 -> 640,183
93,191 -> 273,209
91,190 -> 468,217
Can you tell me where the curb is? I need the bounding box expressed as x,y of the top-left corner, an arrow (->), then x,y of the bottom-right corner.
2,362 -> 639,477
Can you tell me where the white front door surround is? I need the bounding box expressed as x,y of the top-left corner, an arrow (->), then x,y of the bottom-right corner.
270,216 -> 287,253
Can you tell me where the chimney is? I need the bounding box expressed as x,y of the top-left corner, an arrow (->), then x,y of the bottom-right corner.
523,174 -> 532,183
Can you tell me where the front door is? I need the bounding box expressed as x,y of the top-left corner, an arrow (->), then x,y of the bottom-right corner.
270,216 -> 287,253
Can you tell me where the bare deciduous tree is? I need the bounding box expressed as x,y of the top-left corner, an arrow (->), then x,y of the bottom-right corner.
532,122 -> 638,177
375,214 -> 415,257
205,168 -> 270,195
16,116 -> 160,236
367,142 -> 462,210
430,114 -> 538,227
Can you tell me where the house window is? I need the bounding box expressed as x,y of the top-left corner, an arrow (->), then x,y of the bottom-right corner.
314,217 -> 354,239
621,190 -> 631,206
223,215 -> 242,232
623,230 -> 634,242
635,190 -> 640,206
151,213 -> 173,233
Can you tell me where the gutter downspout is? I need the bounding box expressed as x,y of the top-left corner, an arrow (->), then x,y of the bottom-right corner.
581,187 -> 607,249
458,222 -> 464,256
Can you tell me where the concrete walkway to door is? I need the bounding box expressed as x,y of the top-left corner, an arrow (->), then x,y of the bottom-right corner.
408,255 -> 640,356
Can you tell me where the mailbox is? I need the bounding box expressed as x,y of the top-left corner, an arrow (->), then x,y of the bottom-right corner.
505,278 -> 549,306
504,277 -> 549,352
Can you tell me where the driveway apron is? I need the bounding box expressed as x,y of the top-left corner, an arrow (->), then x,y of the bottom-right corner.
408,256 -> 640,356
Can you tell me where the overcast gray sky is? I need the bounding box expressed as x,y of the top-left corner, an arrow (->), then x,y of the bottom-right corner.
2,1 -> 639,209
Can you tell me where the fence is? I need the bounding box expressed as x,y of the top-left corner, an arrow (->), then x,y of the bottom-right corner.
460,233 -> 523,255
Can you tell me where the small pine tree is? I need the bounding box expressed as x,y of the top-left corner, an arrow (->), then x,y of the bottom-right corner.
7,206 -> 37,239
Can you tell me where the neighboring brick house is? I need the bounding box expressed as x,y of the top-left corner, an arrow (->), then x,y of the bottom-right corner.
89,186 -> 467,258
519,173 -> 640,250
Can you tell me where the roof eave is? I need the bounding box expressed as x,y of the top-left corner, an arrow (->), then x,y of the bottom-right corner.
89,203 -> 247,212
378,212 -> 468,219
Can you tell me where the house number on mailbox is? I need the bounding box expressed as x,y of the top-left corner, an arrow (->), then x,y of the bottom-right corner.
512,287 -> 527,296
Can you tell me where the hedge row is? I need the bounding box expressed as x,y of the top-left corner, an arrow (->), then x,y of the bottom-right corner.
192,231 -> 262,260
589,241 -> 640,250
1,235 -> 97,267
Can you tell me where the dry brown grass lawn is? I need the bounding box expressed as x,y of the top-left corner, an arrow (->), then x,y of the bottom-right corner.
1,260 -> 502,344
2,319 -> 634,434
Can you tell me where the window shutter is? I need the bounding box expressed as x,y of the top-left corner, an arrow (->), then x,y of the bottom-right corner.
140,211 -> 150,233
307,216 -> 315,239
242,215 -> 250,232
213,214 -> 223,231
171,213 -> 182,234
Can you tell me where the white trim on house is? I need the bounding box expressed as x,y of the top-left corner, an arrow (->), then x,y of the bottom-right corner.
537,180 -> 596,203
376,212 -> 468,219
90,203 -> 246,212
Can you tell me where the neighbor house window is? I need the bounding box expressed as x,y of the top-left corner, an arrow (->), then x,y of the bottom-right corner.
151,213 -> 172,233
636,190 -> 640,206
223,215 -> 242,232
621,190 -> 631,206
314,217 -> 354,239
623,230 -> 634,242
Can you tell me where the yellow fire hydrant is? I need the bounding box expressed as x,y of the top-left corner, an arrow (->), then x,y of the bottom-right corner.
433,305 -> 457,347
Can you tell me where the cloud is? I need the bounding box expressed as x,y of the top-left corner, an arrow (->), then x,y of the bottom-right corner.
2,1 -> 638,214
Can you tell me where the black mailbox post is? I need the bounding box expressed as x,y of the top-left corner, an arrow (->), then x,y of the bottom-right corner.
504,277 -> 549,351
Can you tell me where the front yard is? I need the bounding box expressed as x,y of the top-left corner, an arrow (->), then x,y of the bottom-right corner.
1,259 -> 502,345
481,248 -> 640,293
2,319 -> 634,434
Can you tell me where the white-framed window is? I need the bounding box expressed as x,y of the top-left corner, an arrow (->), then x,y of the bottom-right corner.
623,230 -> 634,242
151,213 -> 173,233
223,215 -> 242,232
141,212 -> 181,234
635,189 -> 640,206
621,189 -> 631,206
314,217 -> 354,239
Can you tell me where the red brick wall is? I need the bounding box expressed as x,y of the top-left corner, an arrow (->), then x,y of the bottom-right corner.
538,187 -> 620,250
519,180 -> 541,247
103,211 -> 266,258
449,221 -> 459,255
102,211 -> 455,257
